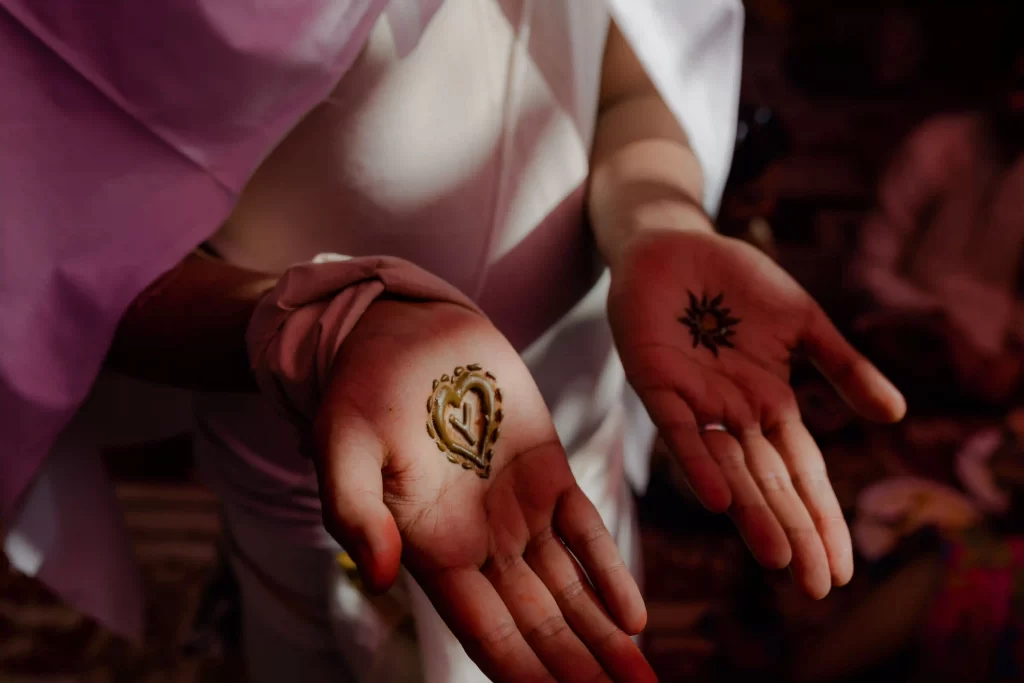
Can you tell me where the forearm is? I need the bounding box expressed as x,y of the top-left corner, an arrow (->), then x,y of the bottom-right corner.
106,249 -> 278,392
587,26 -> 711,271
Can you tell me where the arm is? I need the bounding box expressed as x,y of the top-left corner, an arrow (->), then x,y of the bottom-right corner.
588,22 -> 712,269
591,21 -> 907,600
105,249 -> 277,392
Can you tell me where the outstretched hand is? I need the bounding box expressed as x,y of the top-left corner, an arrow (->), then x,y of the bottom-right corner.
314,300 -> 656,683
609,229 -> 906,599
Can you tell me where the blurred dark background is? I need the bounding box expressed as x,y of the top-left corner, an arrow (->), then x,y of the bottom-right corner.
2,1 -> 1023,681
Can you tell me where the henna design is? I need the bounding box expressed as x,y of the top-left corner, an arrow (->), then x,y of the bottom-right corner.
679,291 -> 739,357
449,403 -> 478,446
426,364 -> 503,478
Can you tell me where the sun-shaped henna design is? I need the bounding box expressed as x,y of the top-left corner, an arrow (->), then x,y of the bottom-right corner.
679,291 -> 740,356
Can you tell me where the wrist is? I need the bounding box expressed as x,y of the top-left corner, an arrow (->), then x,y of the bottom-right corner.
108,252 -> 277,392
588,119 -> 711,273
598,200 -> 715,274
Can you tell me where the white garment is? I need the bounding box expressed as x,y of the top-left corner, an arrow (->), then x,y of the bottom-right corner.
4,0 -> 742,665
194,2 -> 739,680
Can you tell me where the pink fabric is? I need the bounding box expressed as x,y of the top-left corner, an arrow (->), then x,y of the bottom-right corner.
248,256 -> 484,425
0,0 -> 395,521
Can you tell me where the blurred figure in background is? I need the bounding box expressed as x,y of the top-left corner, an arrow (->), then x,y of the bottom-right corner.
849,54 -> 1024,406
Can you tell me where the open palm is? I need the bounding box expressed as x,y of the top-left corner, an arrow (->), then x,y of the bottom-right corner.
608,229 -> 906,599
314,300 -> 655,683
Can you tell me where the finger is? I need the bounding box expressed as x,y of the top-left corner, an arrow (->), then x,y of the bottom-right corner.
314,410 -> 402,594
716,360 -> 848,596
737,429 -> 833,599
425,567 -> 555,683
764,417 -> 853,587
524,525 -> 657,682
555,485 -> 647,635
638,387 -> 731,512
701,430 -> 791,570
803,306 -> 906,423
481,551 -> 614,682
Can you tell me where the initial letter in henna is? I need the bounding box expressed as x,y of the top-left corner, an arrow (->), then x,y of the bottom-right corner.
449,403 -> 478,447
425,364 -> 503,478
679,291 -> 739,357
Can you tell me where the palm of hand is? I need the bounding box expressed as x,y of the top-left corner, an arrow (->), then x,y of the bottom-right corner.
609,230 -> 906,599
315,300 -> 654,683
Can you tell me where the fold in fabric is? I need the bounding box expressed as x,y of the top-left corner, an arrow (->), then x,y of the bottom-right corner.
248,255 -> 484,427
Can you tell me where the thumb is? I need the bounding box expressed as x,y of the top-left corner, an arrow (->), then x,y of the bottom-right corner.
803,303 -> 907,423
313,409 -> 403,594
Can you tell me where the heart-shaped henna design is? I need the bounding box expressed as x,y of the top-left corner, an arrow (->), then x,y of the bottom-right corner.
426,364 -> 503,478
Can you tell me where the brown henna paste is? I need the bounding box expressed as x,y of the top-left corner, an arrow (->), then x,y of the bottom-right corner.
426,364 -> 503,478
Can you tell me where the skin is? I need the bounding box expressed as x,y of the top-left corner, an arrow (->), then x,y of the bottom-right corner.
589,26 -> 907,599
606,230 -> 905,599
316,300 -> 653,683
115,271 -> 654,680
